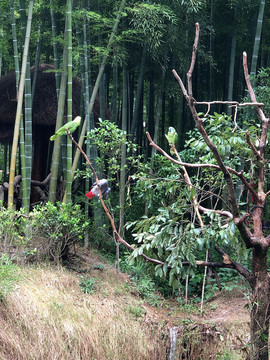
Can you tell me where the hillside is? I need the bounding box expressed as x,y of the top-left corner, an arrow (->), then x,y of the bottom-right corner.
0,247 -> 250,360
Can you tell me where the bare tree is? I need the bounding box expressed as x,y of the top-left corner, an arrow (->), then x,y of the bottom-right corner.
147,23 -> 269,360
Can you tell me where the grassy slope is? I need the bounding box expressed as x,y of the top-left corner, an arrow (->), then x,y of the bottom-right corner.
0,248 -> 250,360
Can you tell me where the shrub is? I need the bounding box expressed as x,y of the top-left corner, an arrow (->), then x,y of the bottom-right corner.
0,202 -> 89,263
29,202 -> 89,262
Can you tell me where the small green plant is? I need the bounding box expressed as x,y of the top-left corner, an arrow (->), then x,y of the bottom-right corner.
120,255 -> 165,306
79,276 -> 96,294
216,349 -> 235,360
126,305 -> 146,319
0,254 -> 20,300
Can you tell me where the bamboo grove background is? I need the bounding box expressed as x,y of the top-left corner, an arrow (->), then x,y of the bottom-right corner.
0,0 -> 269,214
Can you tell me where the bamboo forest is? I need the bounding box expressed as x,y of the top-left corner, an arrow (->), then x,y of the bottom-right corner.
0,0 -> 270,359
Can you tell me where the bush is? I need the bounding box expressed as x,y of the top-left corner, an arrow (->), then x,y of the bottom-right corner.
0,207 -> 28,257
29,202 -> 89,262
0,202 -> 89,263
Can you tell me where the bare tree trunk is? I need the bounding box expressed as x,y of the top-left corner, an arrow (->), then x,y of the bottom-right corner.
250,248 -> 270,360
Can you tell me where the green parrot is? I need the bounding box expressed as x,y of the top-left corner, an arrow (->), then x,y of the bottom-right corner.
50,116 -> 81,141
165,126 -> 178,155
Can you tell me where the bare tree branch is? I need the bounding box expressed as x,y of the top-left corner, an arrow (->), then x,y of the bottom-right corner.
198,204 -> 233,220
246,131 -> 264,161
67,132 -> 166,267
243,52 -> 269,160
214,245 -> 255,286
146,130 -> 258,209
194,100 -> 264,107
187,22 -> 199,98
171,28 -> 254,250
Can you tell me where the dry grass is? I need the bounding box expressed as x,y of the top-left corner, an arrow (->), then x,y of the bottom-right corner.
0,265 -> 167,360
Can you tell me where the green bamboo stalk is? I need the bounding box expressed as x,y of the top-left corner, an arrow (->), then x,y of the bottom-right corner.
10,0 -> 28,209
227,8 -> 237,116
63,0 -> 73,204
250,0 -> 265,80
71,0 -> 126,177
112,59 -> 118,123
130,45 -> 146,137
119,63 -> 128,237
32,9 -> 46,103
50,0 -> 60,97
48,34 -> 68,203
152,56 -> 167,156
8,0 -> 34,209
75,19 -> 89,246
20,0 -> 32,210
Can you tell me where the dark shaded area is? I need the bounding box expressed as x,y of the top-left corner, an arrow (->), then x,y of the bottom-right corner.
0,64 -> 103,183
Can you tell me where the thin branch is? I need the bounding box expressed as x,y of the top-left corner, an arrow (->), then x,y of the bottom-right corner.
214,244 -> 255,286
194,100 -> 264,107
172,69 -> 188,101
198,204 -> 233,219
187,22 -> 199,98
232,106 -> 238,132
67,132 -> 165,267
243,51 -> 269,160
146,131 -> 258,203
246,131 -> 263,161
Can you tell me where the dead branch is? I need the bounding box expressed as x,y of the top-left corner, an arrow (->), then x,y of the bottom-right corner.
214,244 -> 255,285
67,132 -> 165,267
243,51 -> 269,160
198,204 -> 233,220
172,26 -> 254,250
31,173 -> 51,189
187,22 -> 199,98
194,100 -> 264,107
246,131 -> 263,161
146,130 -> 258,205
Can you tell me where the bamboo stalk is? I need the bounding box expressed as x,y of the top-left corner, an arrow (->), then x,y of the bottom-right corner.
8,0 -> 34,209
71,0 -> 126,177
63,0 -> 73,204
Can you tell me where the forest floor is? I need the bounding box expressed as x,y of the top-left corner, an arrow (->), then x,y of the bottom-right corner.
0,246 -> 250,360
70,246 -> 250,325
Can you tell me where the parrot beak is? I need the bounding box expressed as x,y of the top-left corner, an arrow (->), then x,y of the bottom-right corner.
85,191 -> 95,199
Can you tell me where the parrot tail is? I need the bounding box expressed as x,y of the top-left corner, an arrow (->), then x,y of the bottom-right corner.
85,191 -> 95,200
50,134 -> 57,141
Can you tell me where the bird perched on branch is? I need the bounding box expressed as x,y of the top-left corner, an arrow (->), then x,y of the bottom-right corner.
85,179 -> 111,200
165,126 -> 178,155
50,116 -> 81,141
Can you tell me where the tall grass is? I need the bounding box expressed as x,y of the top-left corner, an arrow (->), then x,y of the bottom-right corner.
0,266 -> 167,360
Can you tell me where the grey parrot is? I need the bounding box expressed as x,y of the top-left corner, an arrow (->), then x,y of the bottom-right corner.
85,179 -> 111,200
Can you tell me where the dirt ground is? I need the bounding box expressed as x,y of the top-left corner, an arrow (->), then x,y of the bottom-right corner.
68,246 -> 250,328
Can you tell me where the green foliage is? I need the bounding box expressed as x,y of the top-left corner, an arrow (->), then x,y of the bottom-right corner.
0,254 -> 20,300
30,202 -> 89,261
79,276 -> 96,294
126,3 -> 177,50
126,114 -> 255,291
126,304 -> 146,319
0,203 -> 89,262
85,119 -> 139,179
0,206 -> 28,250
120,254 -> 165,306
183,112 -> 255,169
